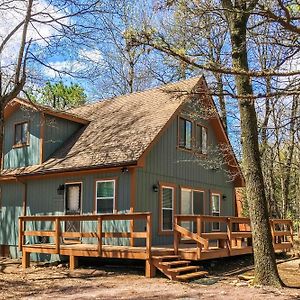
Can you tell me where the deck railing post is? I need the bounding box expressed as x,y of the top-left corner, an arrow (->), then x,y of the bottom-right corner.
97,217 -> 102,257
55,217 -> 60,254
18,218 -> 24,251
146,214 -> 152,260
174,216 -> 179,255
270,220 -> 275,246
226,218 -> 232,255
196,216 -> 202,259
289,220 -> 294,245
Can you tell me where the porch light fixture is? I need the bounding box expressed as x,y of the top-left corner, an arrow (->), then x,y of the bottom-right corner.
152,184 -> 159,193
57,184 -> 65,195
222,195 -> 227,201
121,167 -> 129,173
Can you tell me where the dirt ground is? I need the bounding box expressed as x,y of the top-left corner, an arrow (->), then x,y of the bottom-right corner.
0,255 -> 300,300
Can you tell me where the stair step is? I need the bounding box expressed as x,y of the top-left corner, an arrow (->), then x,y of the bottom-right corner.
176,271 -> 209,281
152,255 -> 181,261
168,265 -> 199,273
161,260 -> 190,267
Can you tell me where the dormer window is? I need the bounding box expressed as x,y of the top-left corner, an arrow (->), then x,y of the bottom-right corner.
178,117 -> 192,149
14,122 -> 29,147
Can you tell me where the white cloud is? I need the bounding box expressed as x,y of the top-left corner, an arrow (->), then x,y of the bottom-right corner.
43,49 -> 103,78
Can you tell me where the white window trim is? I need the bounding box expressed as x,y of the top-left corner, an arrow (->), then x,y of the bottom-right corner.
161,186 -> 174,232
95,179 -> 116,214
211,193 -> 221,231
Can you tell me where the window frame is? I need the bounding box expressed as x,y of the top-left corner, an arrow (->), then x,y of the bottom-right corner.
13,121 -> 29,148
211,192 -> 221,231
195,123 -> 208,155
159,182 -> 176,235
178,116 -> 193,150
95,178 -> 117,214
180,186 -> 206,232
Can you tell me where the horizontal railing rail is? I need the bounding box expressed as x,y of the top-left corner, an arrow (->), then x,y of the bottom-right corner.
174,215 -> 293,259
19,213 -> 152,259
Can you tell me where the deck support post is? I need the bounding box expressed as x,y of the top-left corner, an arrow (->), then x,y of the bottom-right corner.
145,259 -> 156,278
69,255 -> 78,271
22,251 -> 30,269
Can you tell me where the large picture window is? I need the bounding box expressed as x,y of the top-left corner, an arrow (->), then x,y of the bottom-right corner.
211,193 -> 221,231
178,117 -> 192,149
196,124 -> 208,154
14,122 -> 29,146
96,180 -> 115,213
161,186 -> 174,231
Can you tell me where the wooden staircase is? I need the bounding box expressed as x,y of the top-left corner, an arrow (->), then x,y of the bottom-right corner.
152,255 -> 208,281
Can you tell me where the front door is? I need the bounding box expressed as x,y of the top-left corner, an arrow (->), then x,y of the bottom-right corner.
180,188 -> 204,232
65,183 -> 82,235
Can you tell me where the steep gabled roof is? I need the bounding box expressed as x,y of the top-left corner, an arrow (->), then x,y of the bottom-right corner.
1,76 -> 244,186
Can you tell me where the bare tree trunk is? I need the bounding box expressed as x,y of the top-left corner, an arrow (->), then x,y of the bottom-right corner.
222,0 -> 282,286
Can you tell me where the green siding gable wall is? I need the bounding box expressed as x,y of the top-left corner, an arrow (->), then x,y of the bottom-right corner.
3,107 -> 41,169
136,102 -> 235,245
44,115 -> 82,160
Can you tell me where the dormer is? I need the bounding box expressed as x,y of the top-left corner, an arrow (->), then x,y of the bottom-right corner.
2,98 -> 89,170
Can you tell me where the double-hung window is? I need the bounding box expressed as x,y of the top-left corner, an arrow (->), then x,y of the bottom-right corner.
161,186 -> 174,232
196,124 -> 208,154
211,193 -> 221,231
96,180 -> 116,213
179,117 -> 192,149
14,122 -> 29,146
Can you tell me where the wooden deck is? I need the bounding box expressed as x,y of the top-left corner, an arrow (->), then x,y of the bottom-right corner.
18,213 -> 293,278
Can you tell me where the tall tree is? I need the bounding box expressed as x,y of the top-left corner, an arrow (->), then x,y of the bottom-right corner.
32,81 -> 87,110
128,0 -> 299,286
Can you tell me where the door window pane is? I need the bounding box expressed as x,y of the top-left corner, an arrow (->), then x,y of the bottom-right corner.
193,191 -> 204,215
66,185 -> 81,211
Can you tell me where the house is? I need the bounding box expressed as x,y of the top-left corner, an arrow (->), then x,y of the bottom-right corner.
0,76 -> 292,280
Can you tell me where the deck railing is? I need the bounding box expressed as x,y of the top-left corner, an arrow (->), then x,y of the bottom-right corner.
174,215 -> 293,259
19,213 -> 152,259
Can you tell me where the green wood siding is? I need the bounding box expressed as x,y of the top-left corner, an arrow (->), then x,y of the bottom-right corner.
135,105 -> 235,246
3,108 -> 40,169
0,170 -> 132,258
44,115 -> 82,160
0,182 -> 23,255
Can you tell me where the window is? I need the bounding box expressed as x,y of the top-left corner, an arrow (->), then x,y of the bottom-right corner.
96,180 -> 115,213
161,186 -> 174,231
179,117 -> 192,149
211,193 -> 221,231
180,188 -> 204,232
196,124 -> 208,154
14,122 -> 29,146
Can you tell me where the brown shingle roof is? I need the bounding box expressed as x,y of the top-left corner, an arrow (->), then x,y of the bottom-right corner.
1,77 -> 201,176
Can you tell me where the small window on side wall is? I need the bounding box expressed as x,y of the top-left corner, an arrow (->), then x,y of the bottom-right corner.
179,117 -> 192,149
96,180 -> 116,213
14,122 -> 29,146
196,124 -> 208,154
161,186 -> 174,231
